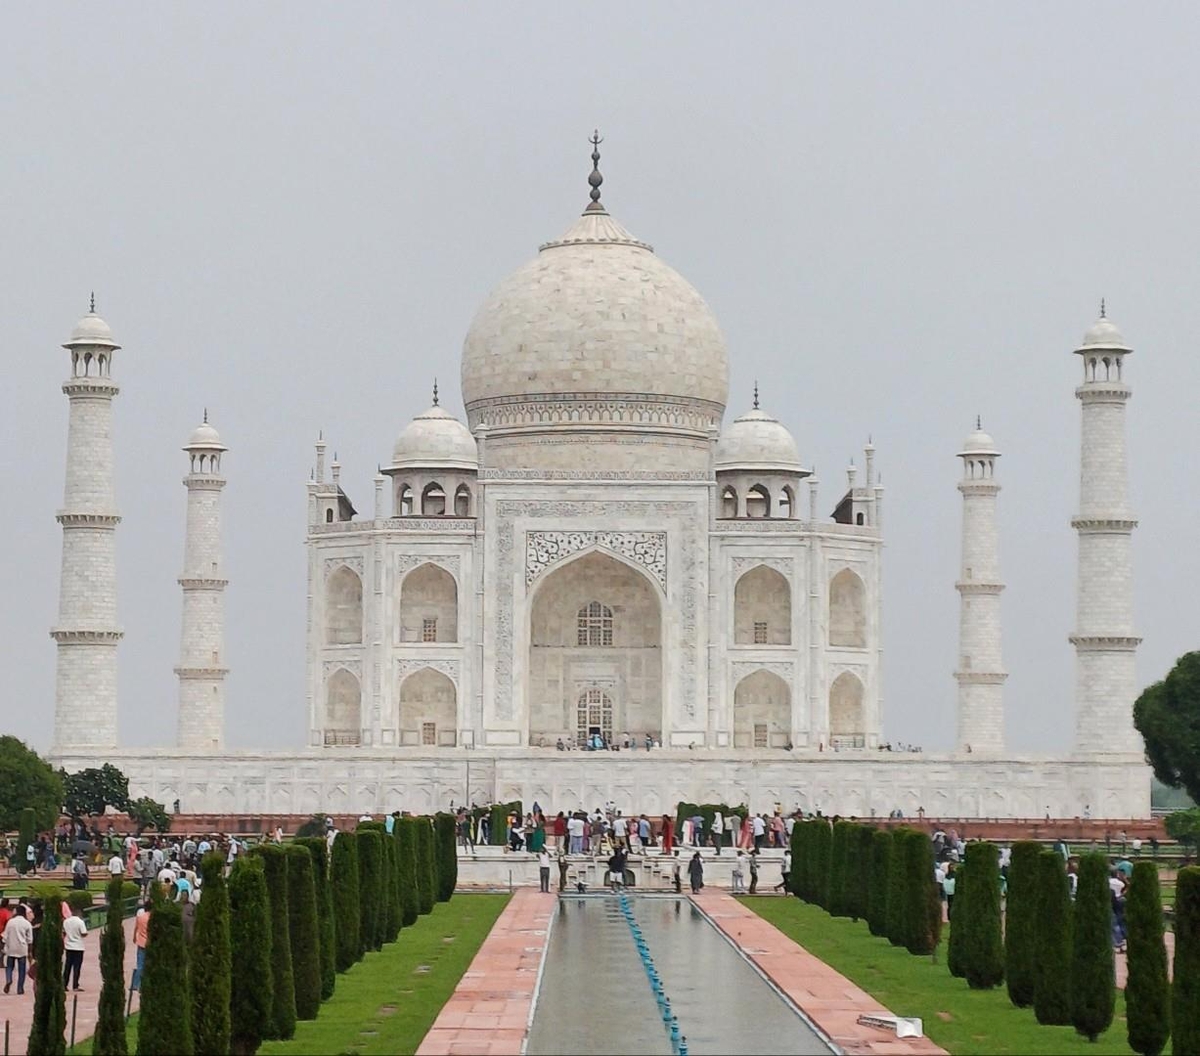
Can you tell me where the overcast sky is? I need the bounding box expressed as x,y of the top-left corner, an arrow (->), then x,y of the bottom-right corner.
3,4 -> 1198,756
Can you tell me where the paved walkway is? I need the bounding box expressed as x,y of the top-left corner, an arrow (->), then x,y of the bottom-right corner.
0,915 -> 139,1056
694,891 -> 948,1055
416,888 -> 553,1056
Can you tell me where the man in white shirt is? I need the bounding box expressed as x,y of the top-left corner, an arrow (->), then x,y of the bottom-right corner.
567,814 -> 584,855
712,811 -> 724,855
108,852 -> 125,881
2,906 -> 34,994
611,815 -> 627,851
752,814 -> 766,851
63,907 -> 88,991
538,848 -> 551,893
731,850 -> 746,892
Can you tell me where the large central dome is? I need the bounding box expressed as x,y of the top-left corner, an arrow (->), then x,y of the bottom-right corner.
460,154 -> 728,471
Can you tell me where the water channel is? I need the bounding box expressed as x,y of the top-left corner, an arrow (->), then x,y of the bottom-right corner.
525,895 -> 834,1056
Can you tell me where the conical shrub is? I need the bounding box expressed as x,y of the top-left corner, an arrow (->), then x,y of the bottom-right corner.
947,859 -> 969,978
251,844 -> 296,1040
285,844 -> 322,1020
396,819 -> 420,926
1124,860 -> 1168,1056
1171,866 -> 1200,1056
331,831 -> 361,970
228,856 -> 273,1056
867,828 -> 891,937
961,841 -> 1004,988
93,879 -> 128,1055
1033,850 -> 1072,1025
136,897 -> 193,1055
885,828 -> 908,947
435,813 -> 457,901
1070,852 -> 1115,1041
27,889 -> 66,1056
902,830 -> 938,956
356,827 -> 383,951
414,819 -> 435,916
379,833 -> 400,944
828,821 -> 852,918
295,837 -> 336,1000
190,852 -> 231,1054
1004,841 -> 1041,1007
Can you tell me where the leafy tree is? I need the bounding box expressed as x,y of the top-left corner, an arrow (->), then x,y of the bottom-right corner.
190,852 -> 231,1055
1125,861 -> 1169,1055
356,828 -> 384,952
0,736 -> 62,831
885,828 -> 908,947
27,889 -> 67,1056
127,797 -> 170,834
961,842 -> 1004,988
285,844 -> 322,1019
295,814 -> 326,839
17,806 -> 37,875
828,821 -> 852,917
866,828 -> 891,937
296,837 -> 336,1000
1165,808 -> 1200,853
1172,866 -> 1200,1056
136,897 -> 193,1056
250,844 -> 296,1040
92,879 -> 128,1055
1071,852 -> 1115,1041
1134,652 -> 1200,805
1004,841 -> 1041,1007
1033,850 -> 1072,1025
331,831 -> 361,970
228,856 -> 273,1056
435,813 -> 458,901
396,819 -> 420,927
62,764 -> 130,817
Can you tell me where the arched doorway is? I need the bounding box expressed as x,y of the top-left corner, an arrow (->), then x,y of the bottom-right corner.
398,668 -> 457,746
829,671 -> 865,747
734,565 -> 792,644
733,670 -> 791,748
399,563 -> 458,642
324,669 -> 361,745
527,550 -> 662,746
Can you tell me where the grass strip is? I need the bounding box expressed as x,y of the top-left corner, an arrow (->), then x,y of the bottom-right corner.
743,895 -> 1135,1056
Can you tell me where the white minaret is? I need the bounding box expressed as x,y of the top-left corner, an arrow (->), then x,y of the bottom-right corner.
51,300 -> 123,751
954,420 -> 1006,753
1070,306 -> 1140,754
175,413 -> 229,749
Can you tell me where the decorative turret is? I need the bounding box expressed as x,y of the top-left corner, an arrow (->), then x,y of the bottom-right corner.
714,384 -> 807,519
51,298 -> 123,751
175,412 -> 228,749
954,419 -> 1006,753
1070,306 -> 1141,754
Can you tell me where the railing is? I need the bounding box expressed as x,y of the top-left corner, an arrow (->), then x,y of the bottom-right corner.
323,729 -> 361,746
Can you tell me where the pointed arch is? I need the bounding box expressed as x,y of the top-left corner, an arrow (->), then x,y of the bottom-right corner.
746,484 -> 770,518
829,671 -> 864,744
324,668 -> 361,744
398,483 -> 414,516
829,568 -> 866,647
421,482 -> 446,515
780,486 -> 795,519
398,667 -> 456,746
734,565 -> 791,645
720,485 -> 738,519
453,484 -> 471,517
733,669 -> 791,748
400,563 -> 458,642
325,565 -> 363,644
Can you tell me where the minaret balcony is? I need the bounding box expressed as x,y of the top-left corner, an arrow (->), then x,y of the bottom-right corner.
55,511 -> 121,527
1070,516 -> 1138,532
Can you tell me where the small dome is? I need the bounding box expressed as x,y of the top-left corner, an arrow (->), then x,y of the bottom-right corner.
959,428 -> 998,457
64,310 -> 119,350
1076,316 -> 1131,354
715,407 -> 803,473
186,419 -> 226,451
391,404 -> 478,471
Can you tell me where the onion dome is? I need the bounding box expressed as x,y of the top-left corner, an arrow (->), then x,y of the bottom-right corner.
1075,301 -> 1132,354
958,420 -> 999,458
64,297 -> 119,350
715,401 -> 803,473
185,412 -> 226,452
391,401 -> 478,471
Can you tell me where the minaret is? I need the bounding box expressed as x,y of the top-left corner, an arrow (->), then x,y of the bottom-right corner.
51,300 -> 123,751
1070,306 -> 1140,754
954,419 -> 1006,753
175,413 -> 229,749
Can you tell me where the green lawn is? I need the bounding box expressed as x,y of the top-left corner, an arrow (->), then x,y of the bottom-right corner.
744,896 -> 1135,1056
67,894 -> 509,1056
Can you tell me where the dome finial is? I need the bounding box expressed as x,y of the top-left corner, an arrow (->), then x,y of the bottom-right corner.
585,129 -> 605,213
89,291 -> 95,314
432,377 -> 439,406
1099,297 -> 1106,319
752,379 -> 759,410
976,414 -> 981,430
204,407 -> 209,424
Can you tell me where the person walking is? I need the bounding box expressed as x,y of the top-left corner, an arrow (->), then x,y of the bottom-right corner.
71,852 -> 90,890
557,847 -> 569,893
712,811 -> 724,855
538,848 -> 551,893
63,905 -> 88,991
775,848 -> 791,894
752,813 -> 766,851
107,849 -> 125,883
688,852 -> 704,894
732,850 -> 746,893
660,815 -> 674,855
131,900 -> 151,990
748,849 -> 760,894
2,905 -> 34,994
671,852 -> 683,893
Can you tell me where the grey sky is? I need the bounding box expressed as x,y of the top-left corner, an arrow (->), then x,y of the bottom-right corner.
3,4 -> 1198,755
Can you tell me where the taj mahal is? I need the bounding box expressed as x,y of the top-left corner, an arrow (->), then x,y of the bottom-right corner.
47,141 -> 1151,818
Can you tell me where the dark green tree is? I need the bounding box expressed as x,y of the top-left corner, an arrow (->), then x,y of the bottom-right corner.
1124,861 -> 1169,1056
1171,867 -> 1200,1056
379,833 -> 400,943
62,764 -> 130,817
190,852 -> 231,1055
867,828 -> 891,937
423,818 -> 439,912
885,828 -> 908,947
435,812 -> 458,901
413,819 -> 434,915
17,806 -> 37,875
961,841 -> 1004,988
947,859 -> 969,979
228,856 -> 273,1056
1165,808 -> 1200,854
1033,850 -> 1072,1025
331,831 -> 361,970
388,828 -> 404,941
27,890 -> 67,1056
250,845 -> 296,1040
901,830 -> 938,956
93,879 -> 128,1056
1004,841 -> 1041,1007
136,897 -> 193,1056
1070,852 -> 1115,1041
126,797 -> 170,834
396,819 -> 420,926
1134,652 -> 1200,804
788,820 -> 806,900
849,825 -> 874,923
828,821 -> 852,918
285,844 -> 322,1020
296,837 -> 336,1000
0,737 -> 63,832
356,828 -> 383,952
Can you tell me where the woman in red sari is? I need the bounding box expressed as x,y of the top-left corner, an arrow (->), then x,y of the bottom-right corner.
660,814 -> 674,855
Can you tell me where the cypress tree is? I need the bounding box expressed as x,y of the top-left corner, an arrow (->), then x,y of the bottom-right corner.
813,819 -> 832,909
356,827 -> 383,951
251,844 -> 296,1041
379,834 -> 400,944
92,878 -> 128,1056
1124,861 -> 1169,1056
331,831 -> 361,969
136,898 -> 193,1056
424,818 -> 440,910
902,830 -> 938,957
190,853 -> 231,1055
228,856 -> 273,1056
388,829 -> 404,941
1070,852 -> 1115,1041
296,837 -> 336,1001
1004,841 -> 1041,1008
788,820 -> 805,900
396,819 -> 420,926
850,825 -> 874,923
17,807 -> 36,875
27,890 -> 67,1056
947,858 -> 969,978
1174,867 -> 1200,1056
885,828 -> 908,946
961,841 -> 1004,987
1033,850 -> 1072,1025
828,821 -> 852,917
285,844 -> 322,1020
867,828 -> 891,937
435,813 -> 458,901
414,819 -> 435,915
